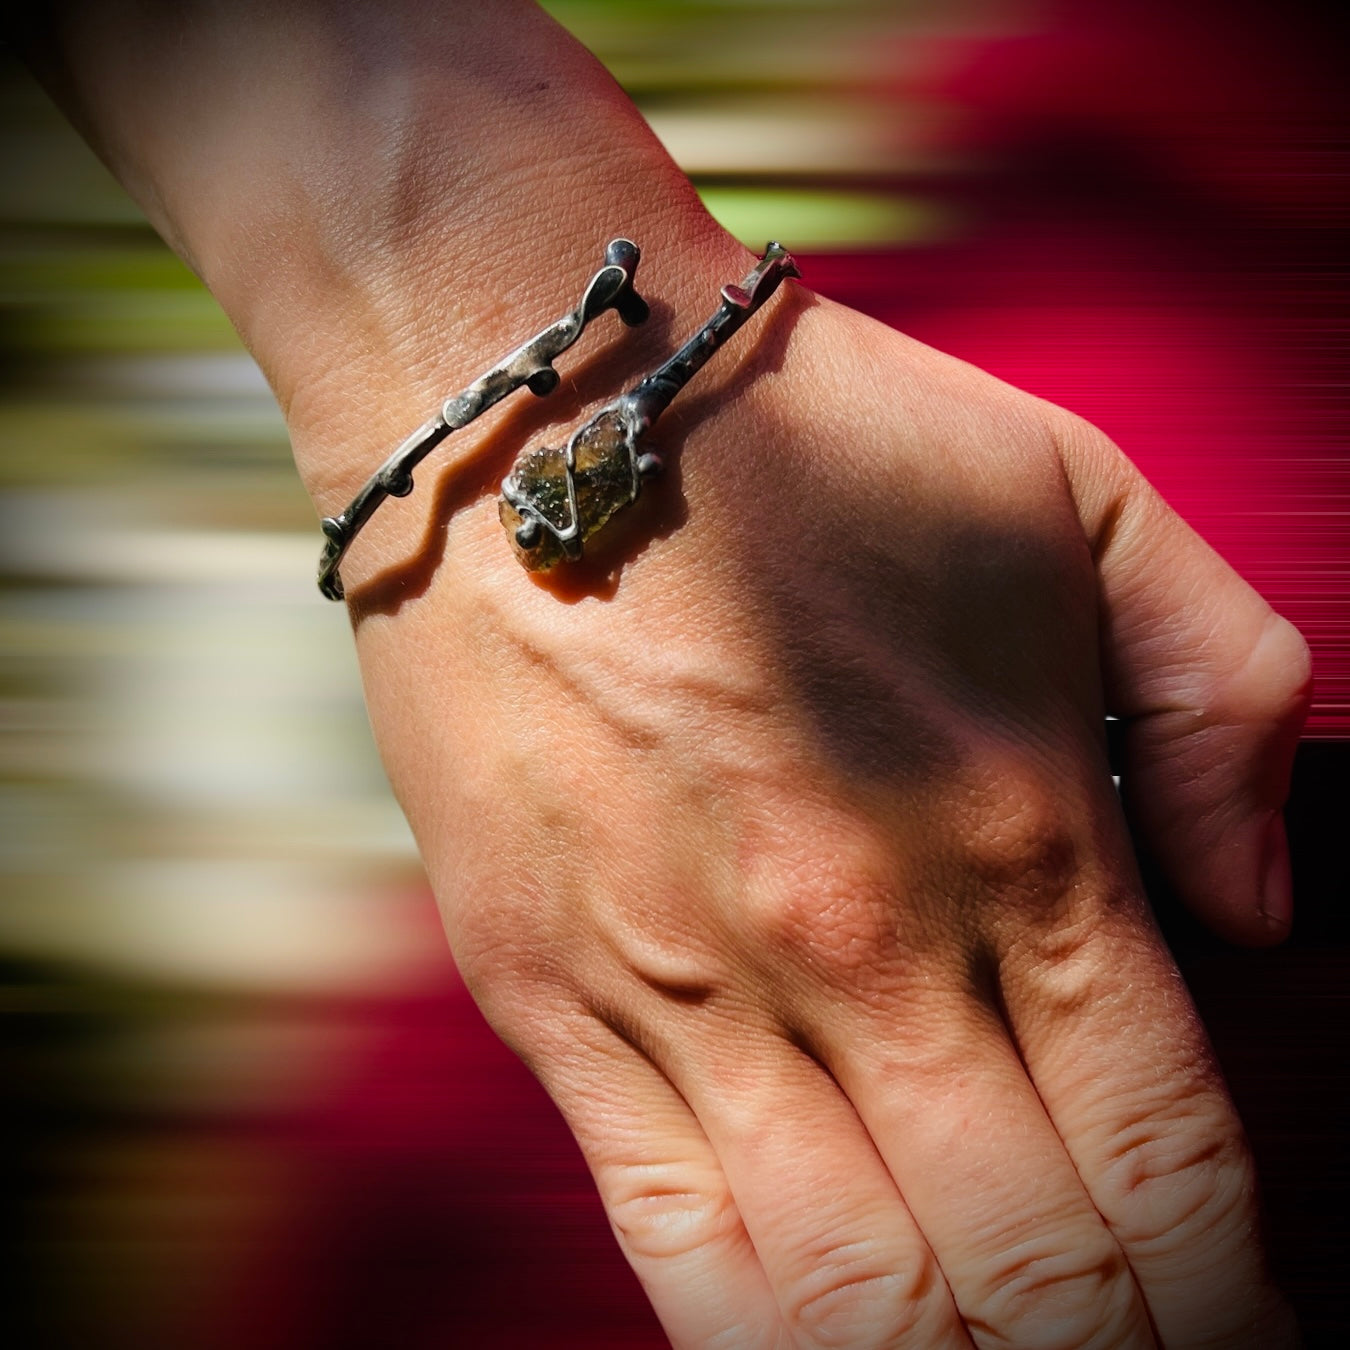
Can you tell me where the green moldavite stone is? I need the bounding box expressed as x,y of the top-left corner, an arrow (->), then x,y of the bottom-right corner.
500,410 -> 637,571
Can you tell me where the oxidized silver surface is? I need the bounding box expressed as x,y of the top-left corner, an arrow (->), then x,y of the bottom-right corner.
500,243 -> 800,570
316,239 -> 648,600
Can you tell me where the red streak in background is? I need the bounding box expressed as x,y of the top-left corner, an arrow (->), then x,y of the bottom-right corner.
209,970 -> 665,1350
822,0 -> 1350,735
808,224 -> 1349,737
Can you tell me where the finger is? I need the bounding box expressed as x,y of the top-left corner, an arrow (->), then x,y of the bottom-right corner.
664,1022 -> 973,1350
1055,411 -> 1312,944
528,1013 -> 786,1350
817,985 -> 1156,1350
995,864 -> 1299,1347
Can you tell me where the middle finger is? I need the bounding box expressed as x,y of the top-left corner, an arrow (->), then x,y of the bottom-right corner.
813,982 -> 1157,1350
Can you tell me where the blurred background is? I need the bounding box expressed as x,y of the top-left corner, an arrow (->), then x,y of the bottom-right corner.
2,0 -> 1346,1345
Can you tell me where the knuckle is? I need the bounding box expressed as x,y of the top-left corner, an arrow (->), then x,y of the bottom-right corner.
970,1229 -> 1137,1349
703,1326 -> 790,1350
1259,613 -> 1314,723
742,829 -> 903,986
450,886 -> 570,1010
1096,1096 -> 1258,1249
1002,910 -> 1122,1021
1205,608 -> 1313,731
948,750 -> 1081,914
786,1241 -> 939,1349
452,936 -> 574,1050
601,1158 -> 741,1264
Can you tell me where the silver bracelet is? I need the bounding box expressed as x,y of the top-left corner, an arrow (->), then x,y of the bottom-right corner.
499,242 -> 799,570
316,238 -> 648,600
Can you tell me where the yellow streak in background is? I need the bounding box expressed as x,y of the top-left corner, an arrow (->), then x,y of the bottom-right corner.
698,185 -> 949,249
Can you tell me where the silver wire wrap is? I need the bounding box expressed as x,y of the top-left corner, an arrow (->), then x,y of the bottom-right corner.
316,239 -> 648,600
500,242 -> 800,570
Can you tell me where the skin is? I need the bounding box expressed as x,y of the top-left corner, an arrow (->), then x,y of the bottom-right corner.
29,2 -> 1311,1345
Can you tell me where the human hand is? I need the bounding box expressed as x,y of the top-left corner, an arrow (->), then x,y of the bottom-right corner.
30,2 -> 1308,1343
336,281 -> 1307,1349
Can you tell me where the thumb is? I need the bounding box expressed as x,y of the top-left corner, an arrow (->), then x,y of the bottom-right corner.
1056,412 -> 1312,945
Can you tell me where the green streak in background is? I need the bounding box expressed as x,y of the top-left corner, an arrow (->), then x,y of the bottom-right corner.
697,185 -> 942,250
540,0 -> 937,249
540,0 -> 909,95
1,274 -> 240,354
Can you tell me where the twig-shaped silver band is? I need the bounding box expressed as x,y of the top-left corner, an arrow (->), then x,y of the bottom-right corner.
499,242 -> 800,571
316,239 -> 648,600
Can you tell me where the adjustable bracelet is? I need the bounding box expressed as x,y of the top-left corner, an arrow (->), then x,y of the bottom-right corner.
316,238 -> 648,600
500,242 -> 800,570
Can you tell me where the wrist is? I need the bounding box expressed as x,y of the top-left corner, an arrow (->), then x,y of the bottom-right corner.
35,0 -> 753,589
199,36 -> 753,600
279,168 -> 750,605
275,170 -> 746,517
